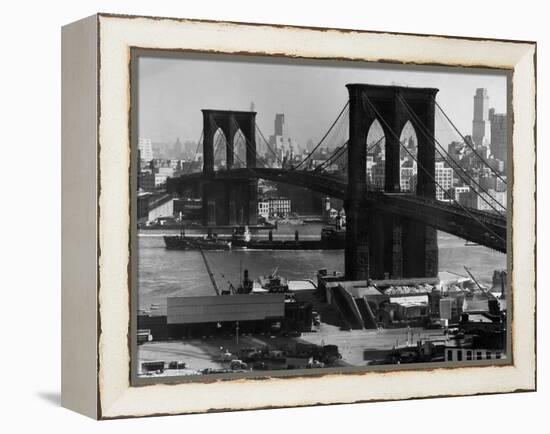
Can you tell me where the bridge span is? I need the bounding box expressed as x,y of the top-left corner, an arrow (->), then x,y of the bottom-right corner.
167,167 -> 507,254
166,83 -> 507,281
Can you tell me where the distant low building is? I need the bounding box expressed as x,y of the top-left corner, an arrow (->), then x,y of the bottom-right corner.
450,186 -> 470,201
458,188 -> 507,212
400,158 -> 417,192
435,161 -> 453,201
137,192 -> 174,224
371,162 -> 385,188
157,166 -> 174,177
258,201 -> 270,219
261,196 -> 291,218
154,174 -> 168,188
267,197 -> 291,217
138,172 -> 156,192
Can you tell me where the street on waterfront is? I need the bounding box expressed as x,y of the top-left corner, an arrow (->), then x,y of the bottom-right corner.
138,323 -> 447,377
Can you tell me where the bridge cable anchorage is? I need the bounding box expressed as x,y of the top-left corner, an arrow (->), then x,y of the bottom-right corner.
255,124 -> 284,166
184,130 -> 204,175
293,100 -> 350,170
432,96 -> 507,185
361,92 -> 506,244
229,117 -> 267,169
396,94 -> 506,215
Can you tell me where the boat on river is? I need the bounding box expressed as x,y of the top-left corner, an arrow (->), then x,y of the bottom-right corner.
163,227 -> 231,251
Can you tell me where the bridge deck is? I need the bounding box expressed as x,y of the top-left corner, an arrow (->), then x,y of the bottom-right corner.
167,168 -> 507,253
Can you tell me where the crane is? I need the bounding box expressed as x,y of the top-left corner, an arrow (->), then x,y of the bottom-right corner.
463,266 -> 499,302
198,246 -> 220,296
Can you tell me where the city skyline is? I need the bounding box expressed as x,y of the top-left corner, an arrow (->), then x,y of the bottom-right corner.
137,53 -> 508,149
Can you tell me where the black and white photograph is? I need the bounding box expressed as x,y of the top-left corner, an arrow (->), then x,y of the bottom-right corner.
2,0 -> 543,428
133,52 -> 509,379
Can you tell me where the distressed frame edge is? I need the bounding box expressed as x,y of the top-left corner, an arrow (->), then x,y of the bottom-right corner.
61,13 -> 101,419
94,14 -> 536,419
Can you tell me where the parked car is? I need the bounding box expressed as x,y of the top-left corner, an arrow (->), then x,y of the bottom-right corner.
426,318 -> 443,329
230,360 -> 248,370
219,351 -> 233,362
307,360 -> 325,369
168,361 -> 186,369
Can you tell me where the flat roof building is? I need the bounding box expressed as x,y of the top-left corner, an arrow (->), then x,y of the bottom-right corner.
167,294 -> 285,324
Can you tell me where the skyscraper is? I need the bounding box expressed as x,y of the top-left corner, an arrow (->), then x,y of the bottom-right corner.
269,113 -> 298,163
489,108 -> 507,167
274,114 -> 285,136
472,88 -> 491,148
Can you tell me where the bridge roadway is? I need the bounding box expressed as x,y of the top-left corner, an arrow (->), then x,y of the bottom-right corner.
167,168 -> 507,253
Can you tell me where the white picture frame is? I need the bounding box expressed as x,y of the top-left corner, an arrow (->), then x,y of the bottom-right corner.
61,13 -> 536,419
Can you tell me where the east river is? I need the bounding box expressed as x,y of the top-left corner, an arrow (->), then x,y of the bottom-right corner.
137,224 -> 506,311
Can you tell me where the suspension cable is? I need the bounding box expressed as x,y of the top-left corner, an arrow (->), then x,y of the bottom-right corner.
212,128 -> 226,163
362,93 -> 505,243
304,105 -> 350,171
397,94 -> 505,214
294,101 -> 350,170
255,124 -> 283,165
313,132 -> 385,175
432,97 -> 507,184
229,117 -> 266,169
209,118 -> 254,171
183,130 -> 204,175
312,141 -> 348,173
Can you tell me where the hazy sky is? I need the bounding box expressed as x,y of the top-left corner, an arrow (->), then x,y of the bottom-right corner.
137,52 -> 507,147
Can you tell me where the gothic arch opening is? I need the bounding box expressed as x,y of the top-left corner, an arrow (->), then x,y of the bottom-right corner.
213,128 -> 227,170
366,118 -> 385,189
399,120 -> 418,193
233,129 -> 247,168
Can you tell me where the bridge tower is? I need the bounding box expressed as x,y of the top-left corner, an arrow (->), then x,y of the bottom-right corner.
345,84 -> 439,280
201,109 -> 258,226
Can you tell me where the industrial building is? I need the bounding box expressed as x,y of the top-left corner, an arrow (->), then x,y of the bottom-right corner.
138,291 -> 313,340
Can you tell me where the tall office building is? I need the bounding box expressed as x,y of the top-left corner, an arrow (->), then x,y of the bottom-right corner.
269,113 -> 298,163
472,88 -> 491,148
489,108 -> 507,167
138,137 -> 154,162
274,114 -> 285,136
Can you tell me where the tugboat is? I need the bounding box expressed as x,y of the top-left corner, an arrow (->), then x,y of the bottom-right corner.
231,226 -> 252,247
163,227 -> 232,251
320,214 -> 346,248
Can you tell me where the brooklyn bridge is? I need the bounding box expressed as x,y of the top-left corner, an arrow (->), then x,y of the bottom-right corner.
167,84 -> 507,281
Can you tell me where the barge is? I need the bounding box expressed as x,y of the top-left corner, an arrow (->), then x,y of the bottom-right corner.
163,228 -> 231,250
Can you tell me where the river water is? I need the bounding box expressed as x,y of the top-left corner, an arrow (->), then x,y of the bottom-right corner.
137,224 -> 506,311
